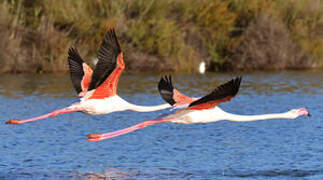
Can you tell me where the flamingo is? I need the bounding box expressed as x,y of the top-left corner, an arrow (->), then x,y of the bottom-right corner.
6,29 -> 171,125
87,76 -> 311,141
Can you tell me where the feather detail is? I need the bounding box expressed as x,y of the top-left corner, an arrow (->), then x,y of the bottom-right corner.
186,76 -> 242,110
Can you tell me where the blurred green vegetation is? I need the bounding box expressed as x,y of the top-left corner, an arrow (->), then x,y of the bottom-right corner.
0,0 -> 322,73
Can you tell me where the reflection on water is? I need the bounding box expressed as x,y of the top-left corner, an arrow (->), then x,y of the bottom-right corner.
0,74 -> 73,98
0,71 -> 323,179
1,71 -> 322,98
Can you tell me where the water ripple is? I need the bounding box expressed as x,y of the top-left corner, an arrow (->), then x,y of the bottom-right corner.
0,72 -> 323,179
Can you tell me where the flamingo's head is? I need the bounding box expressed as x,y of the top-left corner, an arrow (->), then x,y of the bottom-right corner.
287,108 -> 311,119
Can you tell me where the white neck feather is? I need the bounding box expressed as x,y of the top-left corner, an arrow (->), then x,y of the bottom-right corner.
223,112 -> 291,122
127,103 -> 172,112
196,107 -> 293,123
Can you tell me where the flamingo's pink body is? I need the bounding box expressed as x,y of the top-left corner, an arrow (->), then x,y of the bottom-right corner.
87,76 -> 310,141
6,29 -> 170,125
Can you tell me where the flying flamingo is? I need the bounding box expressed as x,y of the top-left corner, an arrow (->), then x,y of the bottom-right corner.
87,76 -> 311,141
6,29 -> 171,125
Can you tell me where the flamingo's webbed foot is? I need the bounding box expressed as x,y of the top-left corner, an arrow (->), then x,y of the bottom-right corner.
87,133 -> 102,139
5,120 -> 22,124
87,133 -> 104,141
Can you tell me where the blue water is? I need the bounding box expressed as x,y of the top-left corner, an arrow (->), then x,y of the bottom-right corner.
0,72 -> 323,179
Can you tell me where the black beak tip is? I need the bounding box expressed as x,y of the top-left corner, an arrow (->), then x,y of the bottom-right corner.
307,113 -> 311,117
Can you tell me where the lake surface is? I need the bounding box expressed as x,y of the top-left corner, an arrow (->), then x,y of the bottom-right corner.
0,71 -> 322,179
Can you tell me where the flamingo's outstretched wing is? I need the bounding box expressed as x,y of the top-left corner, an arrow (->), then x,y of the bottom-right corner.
186,76 -> 242,110
158,75 -> 194,106
87,29 -> 124,99
68,47 -> 93,96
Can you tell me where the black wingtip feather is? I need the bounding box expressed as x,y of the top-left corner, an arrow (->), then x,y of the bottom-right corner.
67,46 -> 85,94
88,28 -> 122,91
104,29 -> 121,53
101,28 -> 121,58
188,76 -> 242,107
158,75 -> 176,106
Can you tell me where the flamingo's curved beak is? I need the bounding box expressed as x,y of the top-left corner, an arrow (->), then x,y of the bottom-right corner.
296,108 -> 311,118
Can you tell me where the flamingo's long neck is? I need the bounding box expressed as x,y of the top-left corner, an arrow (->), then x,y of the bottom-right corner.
127,103 -> 172,112
223,111 -> 290,122
180,107 -> 291,124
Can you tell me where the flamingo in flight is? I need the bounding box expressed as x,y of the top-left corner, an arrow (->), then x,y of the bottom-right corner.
6,29 -> 171,125
87,76 -> 311,141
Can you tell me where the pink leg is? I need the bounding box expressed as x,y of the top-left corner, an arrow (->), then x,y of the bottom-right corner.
5,108 -> 80,124
87,118 -> 177,141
